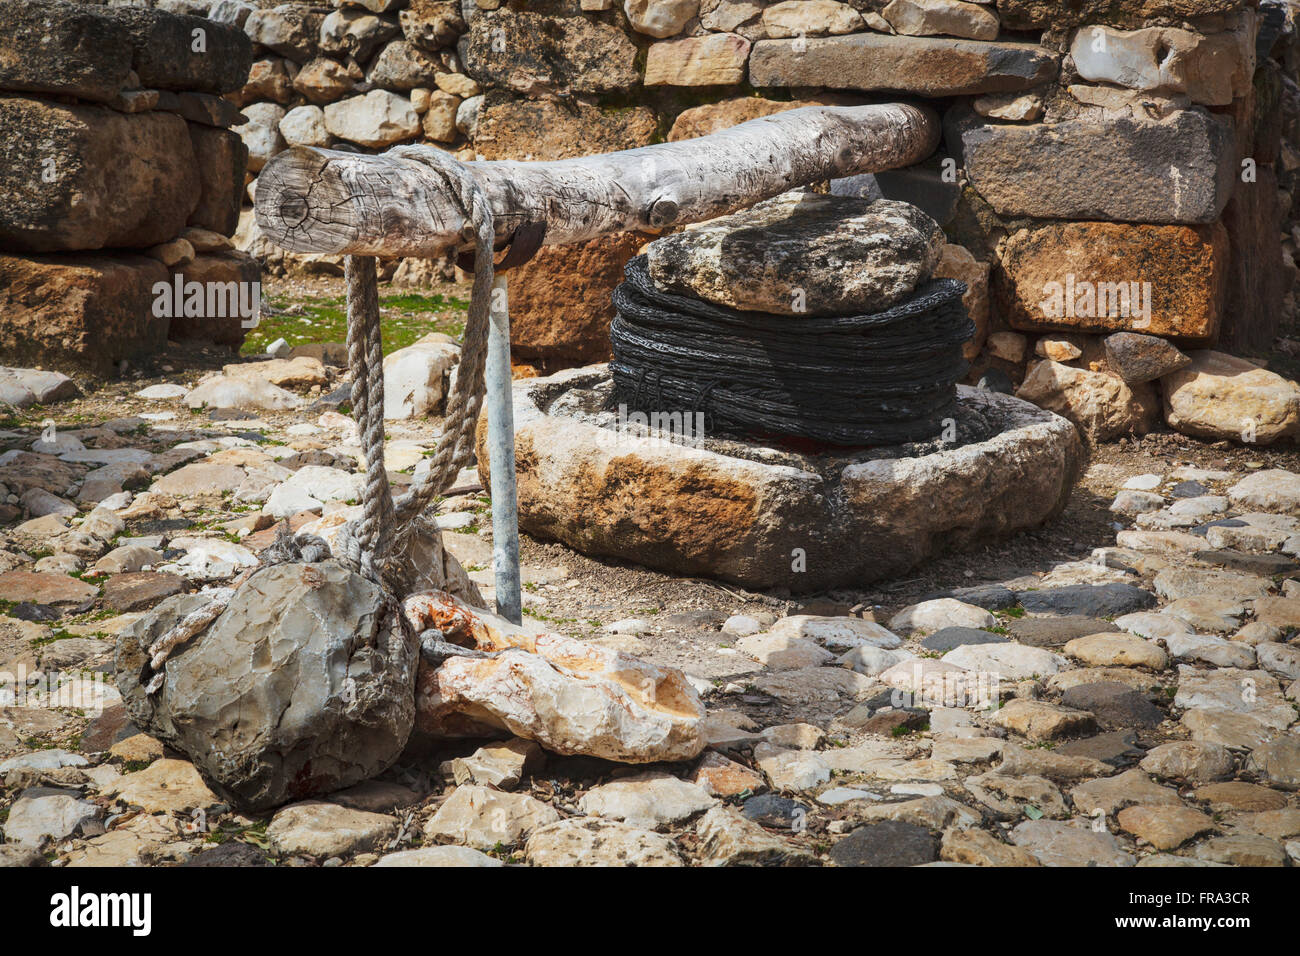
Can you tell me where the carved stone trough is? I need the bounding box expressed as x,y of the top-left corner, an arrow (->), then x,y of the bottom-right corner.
478,365 -> 1084,593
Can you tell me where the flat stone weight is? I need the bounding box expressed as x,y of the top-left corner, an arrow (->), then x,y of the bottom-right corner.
477,366 -> 1083,593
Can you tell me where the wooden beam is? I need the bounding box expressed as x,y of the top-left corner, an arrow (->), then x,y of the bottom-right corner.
253,103 -> 941,258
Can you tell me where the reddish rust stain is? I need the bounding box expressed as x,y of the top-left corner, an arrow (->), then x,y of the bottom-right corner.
299,565 -> 325,589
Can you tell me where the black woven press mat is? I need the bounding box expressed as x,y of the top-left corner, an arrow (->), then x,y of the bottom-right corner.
610,255 -> 973,447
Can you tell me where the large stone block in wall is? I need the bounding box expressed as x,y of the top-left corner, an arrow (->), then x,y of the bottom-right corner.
700,0 -> 767,38
320,8 -> 401,61
749,34 -> 1059,97
1219,167 -> 1288,352
323,90 -> 420,148
994,221 -> 1229,342
367,40 -> 444,90
1069,19 -> 1255,107
0,0 -> 134,104
471,93 -> 655,368
644,33 -> 752,86
474,93 -> 657,161
0,253 -> 169,377
400,0 -> 466,52
998,0 -> 1242,30
0,96 -> 199,253
109,6 -> 254,94
187,124 -> 249,238
509,232 -> 649,368
244,4 -> 327,61
1242,62 -> 1283,169
460,10 -> 638,95
293,57 -> 361,104
167,251 -> 261,348
1163,351 -> 1300,445
953,108 -> 1237,224
996,0 -> 1249,31
883,0 -> 999,40
232,58 -> 297,108
667,93 -> 855,141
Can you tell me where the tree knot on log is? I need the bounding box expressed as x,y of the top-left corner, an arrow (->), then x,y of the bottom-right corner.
647,197 -> 680,228
277,194 -> 309,229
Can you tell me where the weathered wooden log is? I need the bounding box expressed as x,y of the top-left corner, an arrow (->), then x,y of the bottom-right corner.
254,103 -> 940,258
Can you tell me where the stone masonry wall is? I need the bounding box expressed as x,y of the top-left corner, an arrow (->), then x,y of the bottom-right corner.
102,0 -> 1300,438
0,0 -> 258,378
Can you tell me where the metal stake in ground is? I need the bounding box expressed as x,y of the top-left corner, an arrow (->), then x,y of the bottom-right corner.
485,273 -> 522,624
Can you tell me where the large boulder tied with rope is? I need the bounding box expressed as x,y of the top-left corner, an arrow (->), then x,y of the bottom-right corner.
116,561 -> 418,812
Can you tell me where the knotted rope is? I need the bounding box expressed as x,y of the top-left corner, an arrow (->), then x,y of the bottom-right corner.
312,146 -> 497,592
144,148 -> 498,693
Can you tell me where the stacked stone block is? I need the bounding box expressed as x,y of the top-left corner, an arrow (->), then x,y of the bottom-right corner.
0,0 -> 258,377
178,0 -> 1300,440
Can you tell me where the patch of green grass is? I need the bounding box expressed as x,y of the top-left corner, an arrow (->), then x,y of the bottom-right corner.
484,843 -> 523,864
29,628 -> 78,648
891,723 -> 928,738
206,818 -> 271,849
241,291 -> 470,357
523,608 -> 581,627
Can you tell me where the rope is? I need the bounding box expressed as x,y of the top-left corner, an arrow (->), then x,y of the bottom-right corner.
387,146 -> 496,529
147,152 -> 513,694
329,145 -> 497,591
344,255 -> 395,581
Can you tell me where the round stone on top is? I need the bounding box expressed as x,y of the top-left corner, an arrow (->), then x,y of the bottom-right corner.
645,191 -> 946,317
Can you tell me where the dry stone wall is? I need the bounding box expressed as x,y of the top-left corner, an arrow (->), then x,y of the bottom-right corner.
0,0 -> 258,377
63,0 -> 1300,442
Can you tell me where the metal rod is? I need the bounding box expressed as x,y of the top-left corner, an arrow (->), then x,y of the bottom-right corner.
485,273 -> 522,625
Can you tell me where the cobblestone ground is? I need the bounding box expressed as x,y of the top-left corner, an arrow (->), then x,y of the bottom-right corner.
1,320 -> 1298,868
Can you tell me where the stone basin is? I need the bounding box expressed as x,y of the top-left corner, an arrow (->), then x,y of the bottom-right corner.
477,365 -> 1084,593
